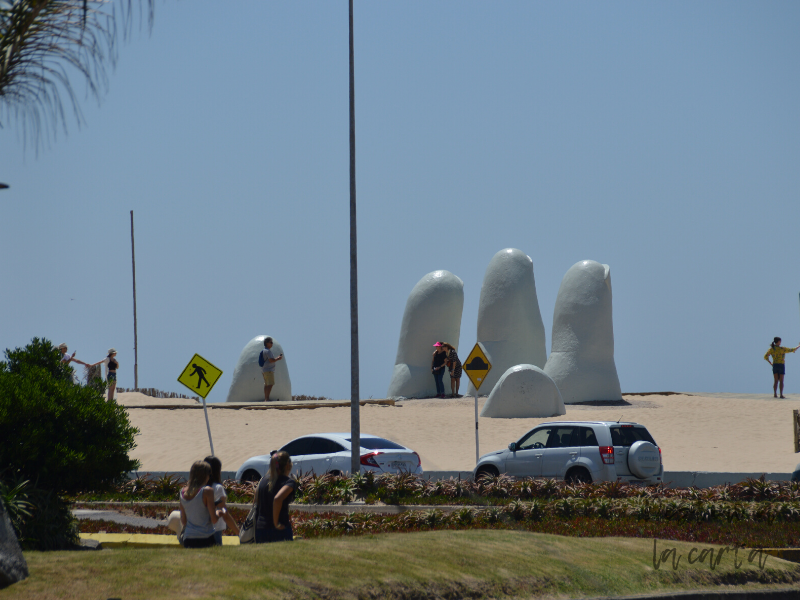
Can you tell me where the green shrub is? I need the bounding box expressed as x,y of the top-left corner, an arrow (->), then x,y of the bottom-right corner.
0,476 -> 78,550
16,487 -> 79,550
0,476 -> 33,535
0,338 -> 140,550
0,338 -> 140,495
3,337 -> 76,383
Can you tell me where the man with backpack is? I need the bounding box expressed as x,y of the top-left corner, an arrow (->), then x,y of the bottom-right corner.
258,337 -> 284,401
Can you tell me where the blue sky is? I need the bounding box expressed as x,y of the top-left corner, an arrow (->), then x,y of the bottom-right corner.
2,1 -> 799,401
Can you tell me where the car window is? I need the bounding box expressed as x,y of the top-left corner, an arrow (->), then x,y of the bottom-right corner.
517,427 -> 550,450
305,437 -> 338,455
546,427 -> 576,448
348,437 -> 404,450
580,427 -> 599,447
609,426 -> 656,447
315,439 -> 346,453
281,437 -> 316,456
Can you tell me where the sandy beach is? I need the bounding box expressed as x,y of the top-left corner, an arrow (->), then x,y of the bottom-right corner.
119,392 -> 800,475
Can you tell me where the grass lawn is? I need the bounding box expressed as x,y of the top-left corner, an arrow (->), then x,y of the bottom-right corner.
5,530 -> 800,600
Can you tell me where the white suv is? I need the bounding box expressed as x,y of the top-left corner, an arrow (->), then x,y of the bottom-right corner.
474,421 -> 662,485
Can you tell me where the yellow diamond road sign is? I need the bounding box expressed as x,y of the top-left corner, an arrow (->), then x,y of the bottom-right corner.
464,343 -> 492,391
178,353 -> 223,399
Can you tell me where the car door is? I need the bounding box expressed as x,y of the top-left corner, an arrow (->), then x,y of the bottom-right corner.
302,437 -> 336,475
540,426 -> 579,478
505,427 -> 549,478
578,426 -> 601,476
316,438 -> 347,473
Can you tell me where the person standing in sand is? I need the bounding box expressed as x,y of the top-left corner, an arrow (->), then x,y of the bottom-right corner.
260,337 -> 284,401
57,343 -> 87,383
765,337 -> 800,398
57,343 -> 86,366
87,349 -> 119,401
431,342 -> 447,399
441,342 -> 462,398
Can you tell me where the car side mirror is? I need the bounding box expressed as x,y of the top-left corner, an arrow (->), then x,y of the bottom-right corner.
269,450 -> 277,457
508,442 -> 517,452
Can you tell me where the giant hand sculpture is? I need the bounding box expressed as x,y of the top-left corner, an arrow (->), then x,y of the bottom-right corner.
387,270 -> 464,399
544,260 -> 622,403
227,336 -> 292,402
466,248 -> 547,396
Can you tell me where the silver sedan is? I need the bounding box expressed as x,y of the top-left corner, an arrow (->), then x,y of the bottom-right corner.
236,432 -> 423,481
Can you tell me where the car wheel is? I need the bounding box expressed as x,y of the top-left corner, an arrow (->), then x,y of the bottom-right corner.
329,470 -> 342,477
241,469 -> 261,483
475,465 -> 499,481
566,467 -> 592,485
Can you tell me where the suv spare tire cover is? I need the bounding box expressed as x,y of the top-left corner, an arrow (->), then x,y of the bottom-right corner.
627,441 -> 660,479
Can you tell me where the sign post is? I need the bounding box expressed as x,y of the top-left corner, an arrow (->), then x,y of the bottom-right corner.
794,409 -> 800,454
463,343 -> 492,464
178,353 -> 224,456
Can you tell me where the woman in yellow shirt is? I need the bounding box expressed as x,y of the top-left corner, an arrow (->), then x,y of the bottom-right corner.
765,337 -> 800,398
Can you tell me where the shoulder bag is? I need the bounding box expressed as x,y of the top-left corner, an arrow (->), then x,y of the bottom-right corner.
238,479 -> 261,544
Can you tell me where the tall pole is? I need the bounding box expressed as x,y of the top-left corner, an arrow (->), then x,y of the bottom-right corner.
130,211 -> 139,390
349,0 -> 361,475
475,388 -> 480,463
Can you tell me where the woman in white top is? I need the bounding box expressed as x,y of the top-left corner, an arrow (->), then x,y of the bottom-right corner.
57,343 -> 87,384
178,461 -> 220,548
204,455 -> 240,544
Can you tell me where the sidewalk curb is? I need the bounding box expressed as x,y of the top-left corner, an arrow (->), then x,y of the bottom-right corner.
580,590 -> 800,600
79,533 -> 240,547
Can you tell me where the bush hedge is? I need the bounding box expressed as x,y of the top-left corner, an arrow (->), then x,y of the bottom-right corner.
72,471 -> 800,505
0,338 -> 140,549
0,338 -> 140,494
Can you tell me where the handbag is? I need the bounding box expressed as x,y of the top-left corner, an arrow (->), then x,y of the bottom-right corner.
239,478 -> 262,544
238,504 -> 257,544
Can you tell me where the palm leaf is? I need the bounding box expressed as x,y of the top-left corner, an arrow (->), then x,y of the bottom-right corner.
0,0 -> 153,149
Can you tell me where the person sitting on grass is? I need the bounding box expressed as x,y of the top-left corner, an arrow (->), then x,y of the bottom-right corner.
254,451 -> 297,543
178,460 -> 220,548
204,455 -> 240,544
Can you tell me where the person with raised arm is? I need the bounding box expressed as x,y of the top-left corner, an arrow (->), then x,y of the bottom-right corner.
765,337 -> 800,398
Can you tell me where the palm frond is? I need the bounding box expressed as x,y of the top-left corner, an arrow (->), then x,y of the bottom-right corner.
0,0 -> 154,150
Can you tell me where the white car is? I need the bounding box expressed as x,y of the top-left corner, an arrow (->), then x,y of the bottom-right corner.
236,433 -> 423,481
474,420 -> 663,485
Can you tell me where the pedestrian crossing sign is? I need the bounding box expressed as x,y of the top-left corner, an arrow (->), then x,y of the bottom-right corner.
178,353 -> 223,399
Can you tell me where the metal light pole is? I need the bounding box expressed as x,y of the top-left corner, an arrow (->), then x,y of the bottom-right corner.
130,211 -> 139,390
349,0 -> 361,475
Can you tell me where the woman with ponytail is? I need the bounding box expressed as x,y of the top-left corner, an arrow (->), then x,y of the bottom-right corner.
254,451 -> 297,543
178,460 -> 220,548
765,337 -> 800,398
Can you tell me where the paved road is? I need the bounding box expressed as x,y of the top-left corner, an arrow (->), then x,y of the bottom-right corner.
73,509 -> 166,528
